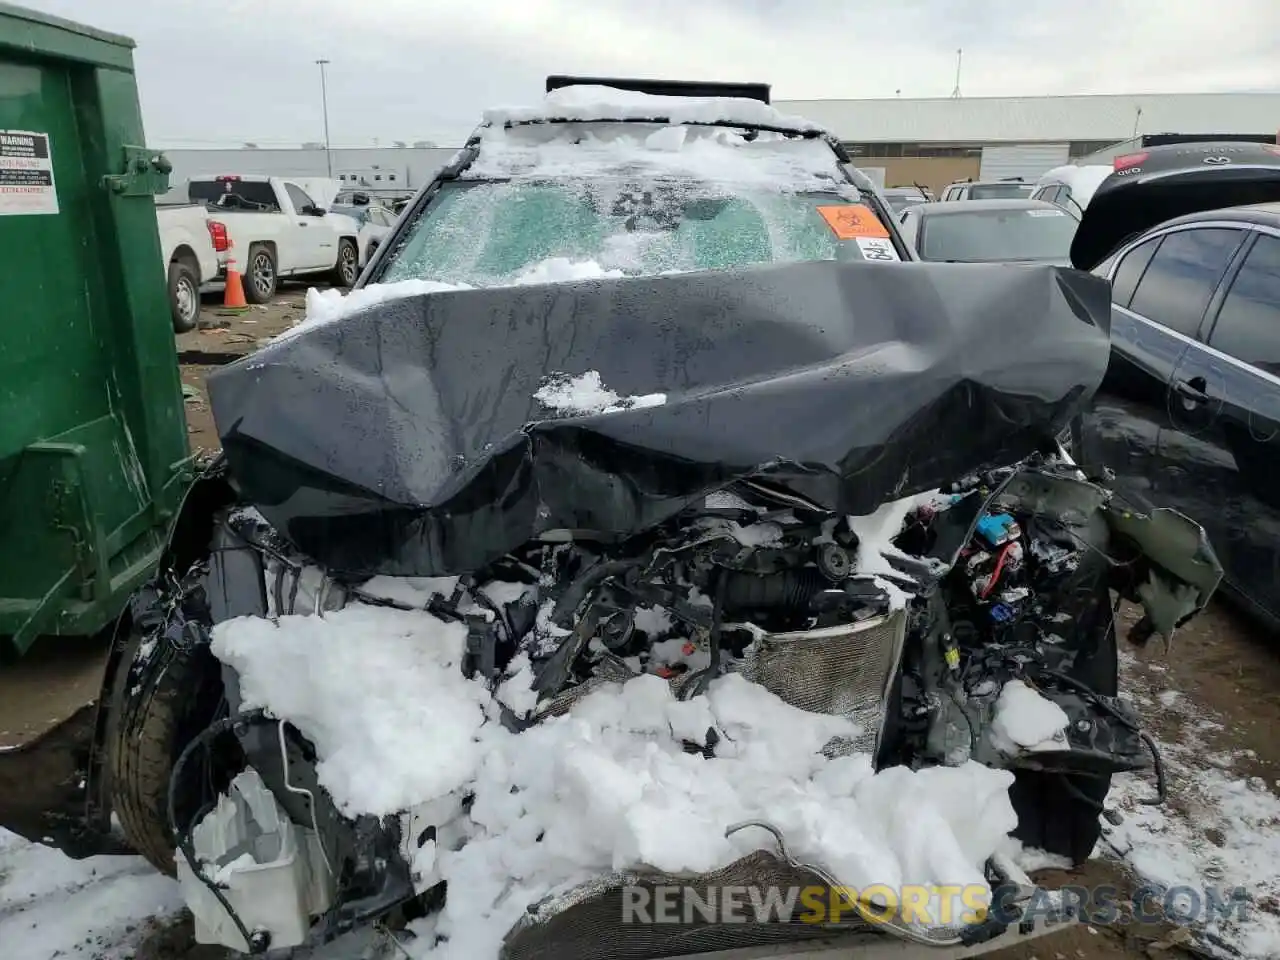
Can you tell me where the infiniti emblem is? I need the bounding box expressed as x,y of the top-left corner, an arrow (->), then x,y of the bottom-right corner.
1203,156 -> 1232,165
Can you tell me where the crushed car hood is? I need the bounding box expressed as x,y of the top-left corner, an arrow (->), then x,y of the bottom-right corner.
208,259 -> 1112,577
1071,141 -> 1280,271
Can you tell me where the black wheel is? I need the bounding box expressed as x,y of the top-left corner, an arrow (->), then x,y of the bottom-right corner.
1009,594 -> 1118,865
168,260 -> 200,333
330,238 -> 358,288
106,610 -> 224,877
244,244 -> 277,304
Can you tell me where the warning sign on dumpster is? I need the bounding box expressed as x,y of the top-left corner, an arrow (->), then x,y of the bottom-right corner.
0,130 -> 58,216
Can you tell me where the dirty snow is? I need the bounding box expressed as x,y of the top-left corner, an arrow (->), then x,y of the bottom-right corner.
207,602 -> 1017,958
1098,649 -> 1280,958
0,829 -> 181,960
482,83 -> 823,133
533,370 -> 666,416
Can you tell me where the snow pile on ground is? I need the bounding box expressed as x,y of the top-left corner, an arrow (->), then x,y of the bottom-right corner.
0,829 -> 180,960
482,83 -> 823,134
533,370 -> 666,416
1101,649 -> 1280,959
210,601 -> 1020,959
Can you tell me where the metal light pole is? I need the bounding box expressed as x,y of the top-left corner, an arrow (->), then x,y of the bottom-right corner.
316,58 -> 333,177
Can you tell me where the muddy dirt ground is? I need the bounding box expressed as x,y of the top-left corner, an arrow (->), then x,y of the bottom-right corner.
120,289 -> 1280,957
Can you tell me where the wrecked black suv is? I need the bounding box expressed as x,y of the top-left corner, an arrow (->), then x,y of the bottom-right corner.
92,79 -> 1221,959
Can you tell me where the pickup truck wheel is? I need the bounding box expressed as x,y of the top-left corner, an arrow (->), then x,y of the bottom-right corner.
244,245 -> 277,304
331,238 -> 359,288
168,261 -> 200,333
1009,592 -> 1118,865
107,608 -> 224,877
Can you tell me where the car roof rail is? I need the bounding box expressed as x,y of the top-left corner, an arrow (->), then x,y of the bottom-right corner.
545,75 -> 771,104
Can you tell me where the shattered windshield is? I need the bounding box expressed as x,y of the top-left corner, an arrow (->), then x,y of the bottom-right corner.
380,178 -> 859,284
379,122 -> 875,284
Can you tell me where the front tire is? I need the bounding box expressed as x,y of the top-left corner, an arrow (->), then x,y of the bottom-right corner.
168,261 -> 200,333
107,611 -> 224,877
330,238 -> 359,288
244,244 -> 277,304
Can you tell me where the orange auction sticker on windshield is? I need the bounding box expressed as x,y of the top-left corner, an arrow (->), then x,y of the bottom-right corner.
816,204 -> 890,240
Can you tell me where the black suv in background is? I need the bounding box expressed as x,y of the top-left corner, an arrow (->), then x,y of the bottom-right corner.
1073,141 -> 1280,628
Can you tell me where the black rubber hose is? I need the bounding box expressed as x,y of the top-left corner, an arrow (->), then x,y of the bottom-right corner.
1138,731 -> 1168,805
708,567 -> 726,679
720,568 -> 827,611
1037,668 -> 1167,805
550,559 -> 635,628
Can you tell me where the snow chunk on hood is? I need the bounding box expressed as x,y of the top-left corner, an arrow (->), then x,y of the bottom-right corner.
482,84 -> 823,134
275,257 -> 623,342
512,256 -> 624,285
285,278 -> 470,342
533,370 -> 666,416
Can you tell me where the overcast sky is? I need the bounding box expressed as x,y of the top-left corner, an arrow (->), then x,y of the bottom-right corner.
22,0 -> 1280,148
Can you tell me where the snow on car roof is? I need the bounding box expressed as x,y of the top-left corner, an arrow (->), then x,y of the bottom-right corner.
482,83 -> 824,134
462,121 -> 850,191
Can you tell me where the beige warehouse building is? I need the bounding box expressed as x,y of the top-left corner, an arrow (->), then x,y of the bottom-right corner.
775,92 -> 1280,194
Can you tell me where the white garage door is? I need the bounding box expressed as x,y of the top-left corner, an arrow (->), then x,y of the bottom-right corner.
980,144 -> 1070,183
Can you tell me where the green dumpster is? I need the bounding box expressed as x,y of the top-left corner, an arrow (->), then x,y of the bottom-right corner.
0,2 -> 191,659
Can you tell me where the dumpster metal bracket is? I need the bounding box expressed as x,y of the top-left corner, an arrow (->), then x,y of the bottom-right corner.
103,144 -> 172,196
5,442 -> 109,657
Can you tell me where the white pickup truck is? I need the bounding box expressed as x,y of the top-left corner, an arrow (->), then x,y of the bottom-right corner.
186,175 -> 363,303
156,201 -> 223,333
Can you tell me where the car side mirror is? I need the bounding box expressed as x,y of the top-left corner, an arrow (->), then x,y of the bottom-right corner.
302,204 -> 325,217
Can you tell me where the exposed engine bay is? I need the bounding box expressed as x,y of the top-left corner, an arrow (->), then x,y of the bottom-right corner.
137,444 -> 1218,958
138,249 -> 1224,959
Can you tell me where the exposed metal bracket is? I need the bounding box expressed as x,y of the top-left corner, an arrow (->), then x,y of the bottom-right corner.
103,144 -> 172,196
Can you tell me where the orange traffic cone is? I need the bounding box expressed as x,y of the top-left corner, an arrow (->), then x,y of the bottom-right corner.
221,247 -> 249,313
